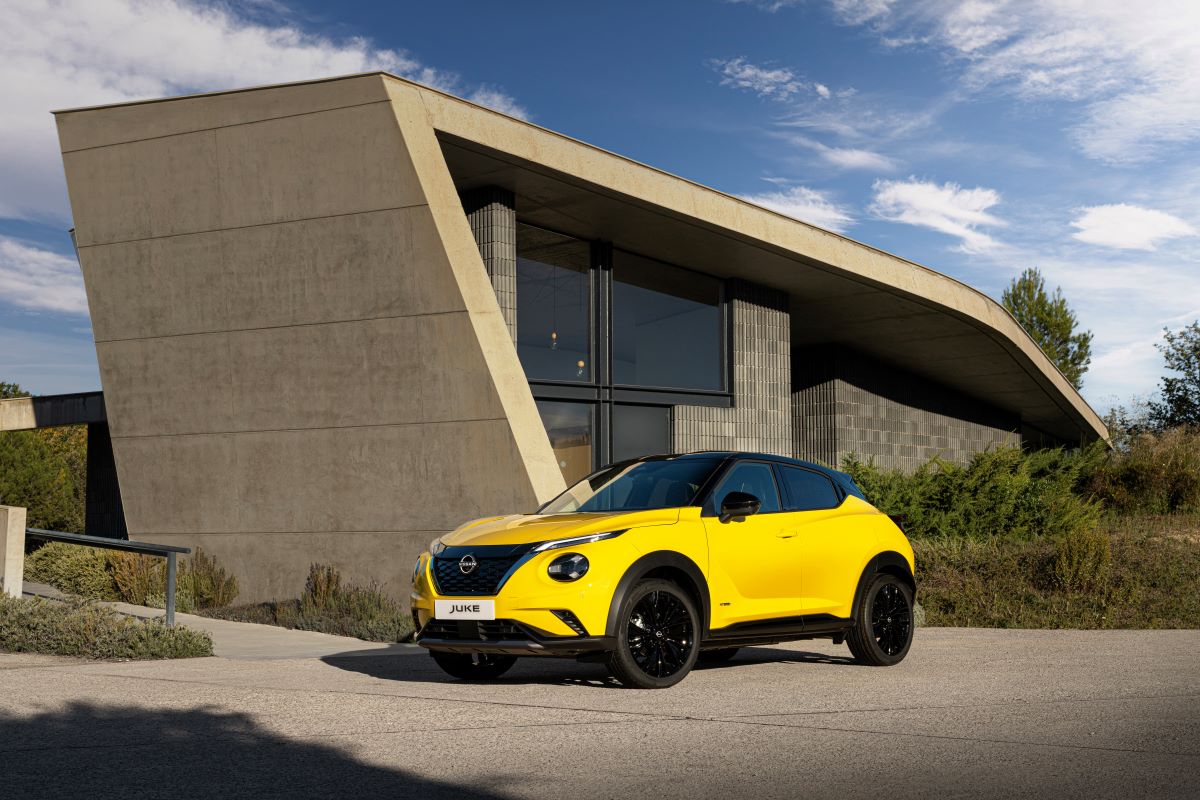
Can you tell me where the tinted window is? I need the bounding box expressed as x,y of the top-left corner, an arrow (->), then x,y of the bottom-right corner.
780,466 -> 841,511
710,462 -> 781,514
516,224 -> 591,382
541,458 -> 722,514
612,251 -> 723,391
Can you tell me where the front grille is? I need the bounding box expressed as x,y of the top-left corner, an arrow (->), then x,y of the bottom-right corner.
421,619 -> 532,641
432,553 -> 524,595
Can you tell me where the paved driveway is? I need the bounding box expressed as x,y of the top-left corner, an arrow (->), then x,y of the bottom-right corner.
2,628 -> 1197,799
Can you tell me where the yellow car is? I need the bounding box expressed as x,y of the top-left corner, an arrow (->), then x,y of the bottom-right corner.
411,452 -> 916,688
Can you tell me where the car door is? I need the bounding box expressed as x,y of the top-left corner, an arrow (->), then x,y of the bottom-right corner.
702,460 -> 805,627
777,465 -> 874,619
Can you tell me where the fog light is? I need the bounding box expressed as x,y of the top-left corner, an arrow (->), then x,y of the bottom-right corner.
547,553 -> 589,582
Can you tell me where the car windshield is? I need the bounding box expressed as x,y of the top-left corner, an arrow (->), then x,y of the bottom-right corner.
540,458 -> 724,514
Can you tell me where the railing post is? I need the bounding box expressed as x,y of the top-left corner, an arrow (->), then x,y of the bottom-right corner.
0,506 -> 26,599
165,551 -> 177,626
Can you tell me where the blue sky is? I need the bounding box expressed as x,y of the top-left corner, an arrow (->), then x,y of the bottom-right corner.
2,0 -> 1198,413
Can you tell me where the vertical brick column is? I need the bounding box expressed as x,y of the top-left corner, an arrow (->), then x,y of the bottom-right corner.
673,279 -> 792,456
461,186 -> 517,342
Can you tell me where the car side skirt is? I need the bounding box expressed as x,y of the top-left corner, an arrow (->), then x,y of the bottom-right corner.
701,613 -> 853,649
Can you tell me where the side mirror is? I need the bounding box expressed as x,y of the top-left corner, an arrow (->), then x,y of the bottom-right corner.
719,491 -> 761,522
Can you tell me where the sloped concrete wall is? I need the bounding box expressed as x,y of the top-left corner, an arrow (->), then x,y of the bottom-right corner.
57,75 -> 562,602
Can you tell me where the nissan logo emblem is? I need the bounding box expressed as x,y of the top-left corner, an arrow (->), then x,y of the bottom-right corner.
458,554 -> 478,575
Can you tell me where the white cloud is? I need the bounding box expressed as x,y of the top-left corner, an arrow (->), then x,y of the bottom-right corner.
830,0 -> 896,25
870,177 -> 1005,252
738,185 -> 855,233
843,0 -> 1200,164
712,57 -> 803,100
1070,204 -> 1197,251
0,237 -> 88,314
814,83 -> 832,100
0,0 -> 527,222
726,0 -> 803,12
775,132 -> 899,171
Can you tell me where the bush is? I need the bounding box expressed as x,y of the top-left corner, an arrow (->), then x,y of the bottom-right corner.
25,543 -> 119,600
27,544 -> 237,613
844,445 -> 1103,541
203,563 -> 412,642
1088,427 -> 1200,514
1052,525 -> 1112,591
0,595 -> 213,659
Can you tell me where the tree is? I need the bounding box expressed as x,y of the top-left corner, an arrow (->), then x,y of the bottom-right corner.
1148,322 -> 1200,430
1002,268 -> 1094,389
0,381 -> 87,531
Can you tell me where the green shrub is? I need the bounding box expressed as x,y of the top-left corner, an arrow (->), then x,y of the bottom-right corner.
203,563 -> 412,642
844,445 -> 1103,541
24,542 -> 119,600
1088,427 -> 1200,514
31,545 -> 237,613
1052,525 -> 1112,591
0,595 -> 213,659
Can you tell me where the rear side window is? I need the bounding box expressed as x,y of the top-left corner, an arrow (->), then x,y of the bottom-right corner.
780,466 -> 841,511
710,461 -> 782,514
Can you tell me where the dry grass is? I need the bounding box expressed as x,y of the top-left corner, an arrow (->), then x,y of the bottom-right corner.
915,514 -> 1200,629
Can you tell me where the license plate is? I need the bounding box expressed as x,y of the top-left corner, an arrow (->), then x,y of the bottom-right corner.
434,599 -> 495,620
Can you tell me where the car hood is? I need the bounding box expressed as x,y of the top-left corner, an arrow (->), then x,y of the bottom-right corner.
440,508 -> 681,548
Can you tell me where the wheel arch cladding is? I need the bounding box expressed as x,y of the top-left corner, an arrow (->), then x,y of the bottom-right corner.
851,551 -> 916,619
605,552 -> 711,639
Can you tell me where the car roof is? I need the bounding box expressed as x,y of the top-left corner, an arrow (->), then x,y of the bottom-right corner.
626,451 -> 858,486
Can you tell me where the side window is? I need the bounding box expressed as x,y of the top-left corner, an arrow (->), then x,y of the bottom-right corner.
780,466 -> 841,511
711,462 -> 782,514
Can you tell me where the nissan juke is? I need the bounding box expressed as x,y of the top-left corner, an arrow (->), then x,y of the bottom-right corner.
411,452 -> 916,689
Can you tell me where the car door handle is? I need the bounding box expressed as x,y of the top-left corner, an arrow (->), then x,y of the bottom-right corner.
777,531 -> 797,539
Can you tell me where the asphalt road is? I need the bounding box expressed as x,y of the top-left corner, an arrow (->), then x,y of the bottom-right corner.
2,628 -> 1197,799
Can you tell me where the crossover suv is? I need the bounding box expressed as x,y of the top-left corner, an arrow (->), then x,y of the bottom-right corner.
411,452 -> 915,689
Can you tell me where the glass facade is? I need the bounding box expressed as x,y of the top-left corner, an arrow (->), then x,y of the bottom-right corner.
612,251 -> 723,391
515,222 -> 729,482
516,225 -> 591,382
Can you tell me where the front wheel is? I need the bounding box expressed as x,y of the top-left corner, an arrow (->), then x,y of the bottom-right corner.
607,579 -> 699,689
430,651 -> 517,680
846,573 -> 914,666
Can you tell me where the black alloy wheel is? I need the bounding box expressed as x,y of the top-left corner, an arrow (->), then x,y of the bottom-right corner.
872,583 -> 911,656
430,651 -> 518,681
607,579 -> 699,689
846,573 -> 914,666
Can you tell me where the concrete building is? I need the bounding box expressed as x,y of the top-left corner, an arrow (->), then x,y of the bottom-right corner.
23,73 -> 1104,601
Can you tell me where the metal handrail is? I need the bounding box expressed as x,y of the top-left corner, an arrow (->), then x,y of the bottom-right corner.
26,528 -> 192,626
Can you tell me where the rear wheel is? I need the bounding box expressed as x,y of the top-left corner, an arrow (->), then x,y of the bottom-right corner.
698,647 -> 740,665
430,651 -> 517,680
607,579 -> 699,689
847,573 -> 914,666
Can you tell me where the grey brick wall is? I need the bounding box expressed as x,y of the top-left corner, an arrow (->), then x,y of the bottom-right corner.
673,280 -> 792,456
793,348 -> 1021,472
462,186 -> 517,342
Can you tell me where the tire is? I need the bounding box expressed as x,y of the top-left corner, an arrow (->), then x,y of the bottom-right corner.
606,579 -> 700,689
698,647 -> 740,665
846,572 -> 914,666
430,651 -> 518,681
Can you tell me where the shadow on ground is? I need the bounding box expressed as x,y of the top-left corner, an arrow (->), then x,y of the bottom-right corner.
0,702 -> 514,799
322,644 -> 856,687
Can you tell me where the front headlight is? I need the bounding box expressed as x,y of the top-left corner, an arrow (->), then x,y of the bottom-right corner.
429,536 -> 446,556
547,553 -> 589,581
412,555 -> 424,584
532,529 -> 627,552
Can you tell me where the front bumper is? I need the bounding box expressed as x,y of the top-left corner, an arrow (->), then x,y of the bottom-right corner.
415,618 -> 614,657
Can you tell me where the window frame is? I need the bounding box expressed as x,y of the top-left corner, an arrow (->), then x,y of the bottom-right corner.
517,221 -> 733,472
